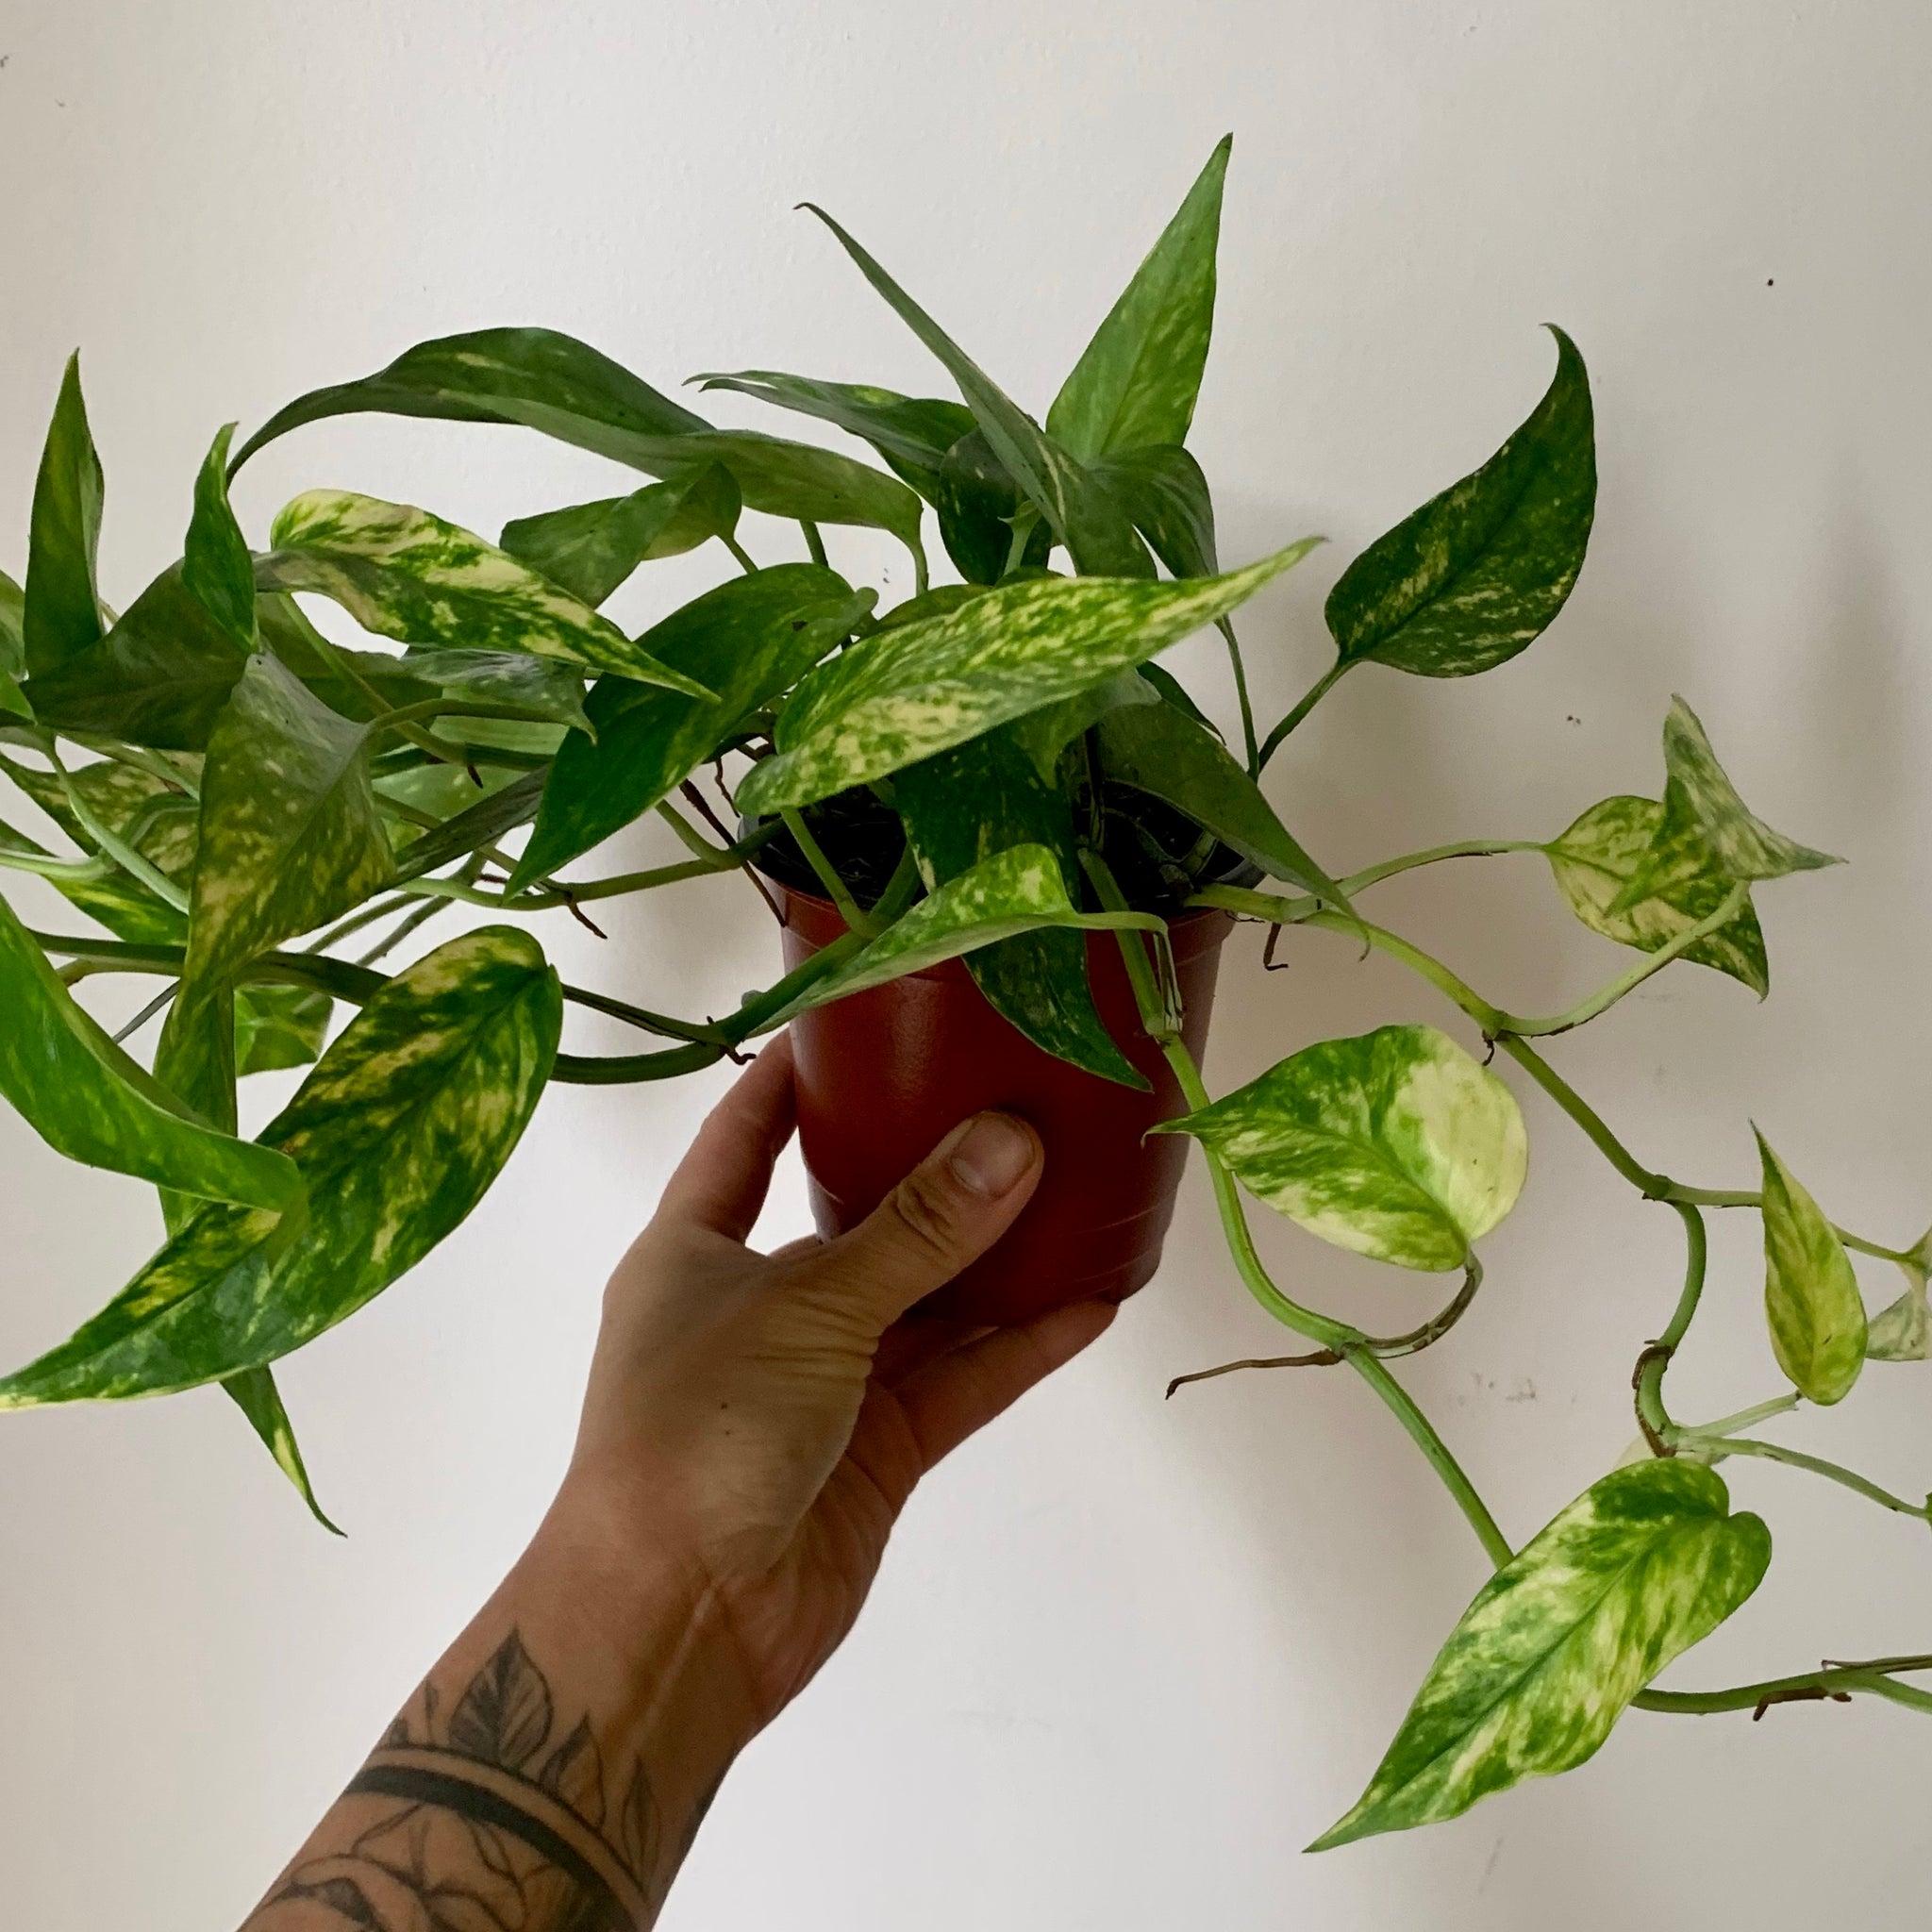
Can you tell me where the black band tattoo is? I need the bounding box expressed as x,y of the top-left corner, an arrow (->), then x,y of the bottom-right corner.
246,1631 -> 663,1931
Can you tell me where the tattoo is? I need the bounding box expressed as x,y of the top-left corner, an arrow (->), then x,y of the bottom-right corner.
246,1631 -> 661,1931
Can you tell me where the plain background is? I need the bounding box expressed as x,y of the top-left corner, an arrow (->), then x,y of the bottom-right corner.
4,3 -> 1931,1924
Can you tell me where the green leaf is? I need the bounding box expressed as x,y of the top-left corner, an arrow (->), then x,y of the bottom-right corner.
1091,444 -> 1219,577
736,540 -> 1319,814
512,566 -> 865,889
499,465 -> 741,607
24,354 -> 107,679
1154,1024 -> 1525,1270
0,569 -> 32,718
1136,659 -> 1222,737
0,883 -> 298,1209
258,491 -> 713,697
182,424 -> 258,647
256,590 -> 438,721
1095,701 -> 1347,904
399,647 -> 592,736
1757,1129 -> 1866,1404
894,725 -> 1146,1088
1311,1461 -> 1771,1849
1867,1261 -> 1931,1363
0,926 -> 561,1402
641,430 -> 922,549
1325,328 -> 1595,677
1008,668 -> 1158,783
754,843 -> 1161,1028
802,207 -> 1150,576
692,372 -> 973,499
391,768 -> 545,883
1546,794 -> 1769,996
1046,136 -> 1230,460
223,1365 -> 341,1533
1610,698 -> 1840,914
933,430 -> 1055,585
234,983 -> 332,1075
0,810 -> 187,943
871,583 -> 991,633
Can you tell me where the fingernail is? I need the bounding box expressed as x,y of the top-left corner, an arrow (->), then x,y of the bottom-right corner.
947,1112 -> 1038,1197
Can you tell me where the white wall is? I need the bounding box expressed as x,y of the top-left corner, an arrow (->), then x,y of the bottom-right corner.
4,3 -> 1931,1924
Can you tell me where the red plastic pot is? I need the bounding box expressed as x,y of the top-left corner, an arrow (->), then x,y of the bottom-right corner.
775,883 -> 1235,1326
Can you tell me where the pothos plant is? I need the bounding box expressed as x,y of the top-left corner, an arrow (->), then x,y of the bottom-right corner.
2,136 -> 1925,1850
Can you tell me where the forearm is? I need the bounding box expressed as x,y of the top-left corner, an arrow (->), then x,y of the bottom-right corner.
241,1498 -> 757,1930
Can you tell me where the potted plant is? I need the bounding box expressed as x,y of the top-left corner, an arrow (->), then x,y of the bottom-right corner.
3,137 -> 1925,1850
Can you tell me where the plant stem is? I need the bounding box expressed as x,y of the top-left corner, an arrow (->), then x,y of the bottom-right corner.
1693,1435 -> 1931,1523
1338,839 -> 1547,896
356,893 -> 451,968
1682,1393 -> 1802,1439
799,520 -> 828,567
48,745 -> 190,914
1219,619 -> 1260,775
1491,1034 -> 1666,1192
1257,658 -> 1350,770
724,533 -> 758,575
1635,1660 -> 1932,1718
779,807 -> 874,937
0,844 -> 113,884
1633,1202 -> 1707,1450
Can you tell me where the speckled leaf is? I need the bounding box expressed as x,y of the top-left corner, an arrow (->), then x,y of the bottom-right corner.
499,465 -> 741,607
398,647 -> 591,736
0,927 -> 561,1403
223,1363 -> 340,1532
1311,1461 -> 1771,1849
0,884 -> 298,1209
1611,698 -> 1840,913
1047,136 -> 1229,460
1154,1024 -> 1525,1271
1008,668 -> 1157,783
757,844 -> 1162,1028
1325,329 -> 1594,677
24,355 -> 107,679
182,425 -> 258,647
1867,1253 -> 1931,1362
1757,1130 -> 1866,1404
235,984 -> 332,1075
736,540 -> 1319,814
1547,794 -> 1769,996
512,566 -> 864,889
1096,701 -> 1347,904
258,492 -> 714,696
255,591 -> 438,722
3,750 -> 201,919
803,208 -> 1149,576
895,725 -> 1145,1088
933,430 -> 1055,585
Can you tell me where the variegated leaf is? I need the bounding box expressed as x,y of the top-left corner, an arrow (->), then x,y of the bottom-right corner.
1757,1129 -> 1865,1403
223,1363 -> 341,1532
1311,1461 -> 1771,1849
1154,1024 -> 1525,1270
399,647 -> 591,736
1867,1261 -> 1931,1362
235,984 -> 332,1075
258,491 -> 712,697
0,927 -> 561,1402
735,541 -> 1319,814
0,884 -> 298,1210
1611,698 -> 1840,913
754,843 -> 1162,1029
512,566 -> 866,890
1046,135 -> 1229,460
182,424 -> 258,647
1546,794 -> 1769,996
1325,329 -> 1594,678
24,354 -> 107,680
499,464 -> 741,607
1008,668 -> 1157,783
255,589 -> 438,721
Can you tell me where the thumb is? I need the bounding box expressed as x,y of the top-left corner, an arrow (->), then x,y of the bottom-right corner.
792,1111 -> 1043,1332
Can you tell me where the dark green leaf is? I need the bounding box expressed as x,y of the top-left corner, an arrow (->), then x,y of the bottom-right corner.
0,927 -> 561,1402
513,566 -> 863,889
737,541 -> 1318,813
1095,702 -> 1346,903
1546,794 -> 1769,996
24,354 -> 107,679
0,884 -> 298,1209
1008,668 -> 1157,783
1325,328 -> 1595,677
235,984 -> 332,1075
256,591 -> 439,721
223,1365 -> 341,1532
400,647 -> 591,736
895,725 -> 1146,1088
391,768 -> 546,883
1136,659 -> 1222,737
1757,1129 -> 1865,1404
1091,444 -> 1219,577
258,491 -> 713,697
1046,136 -> 1230,459
871,583 -> 991,633
1154,1024 -> 1525,1270
933,430 -> 1054,585
182,424 -> 258,647
0,570 -> 30,718
1311,1462 -> 1771,1848
499,466 -> 741,607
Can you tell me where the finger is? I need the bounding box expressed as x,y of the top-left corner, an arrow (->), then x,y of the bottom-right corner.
786,1111 -> 1042,1334
655,1035 -> 797,1240
895,1299 -> 1116,1472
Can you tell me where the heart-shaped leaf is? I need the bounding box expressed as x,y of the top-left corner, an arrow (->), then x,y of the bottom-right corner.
1546,794 -> 1769,996
1311,1461 -> 1771,1849
499,465 -> 741,607
258,491 -> 713,697
1046,135 -> 1230,460
511,565 -> 865,890
0,884 -> 298,1210
1325,328 -> 1594,678
0,927 -> 561,1403
24,354 -> 107,680
1154,1024 -> 1525,1270
1611,698 -> 1840,913
735,540 -> 1319,814
1757,1129 -> 1866,1403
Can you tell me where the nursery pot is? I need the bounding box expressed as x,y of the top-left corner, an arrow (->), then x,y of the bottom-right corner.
774,883 -> 1235,1327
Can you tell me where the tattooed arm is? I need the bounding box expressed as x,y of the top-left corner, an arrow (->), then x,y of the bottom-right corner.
242,1035 -> 1113,1929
